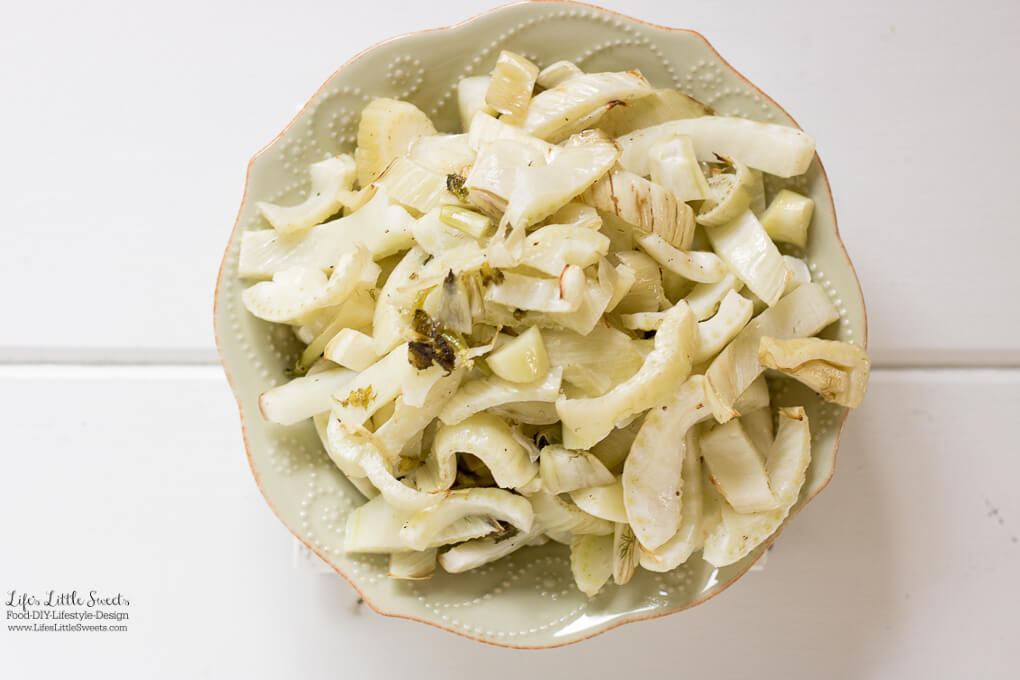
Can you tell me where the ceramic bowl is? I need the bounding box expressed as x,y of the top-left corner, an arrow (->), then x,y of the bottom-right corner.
214,0 -> 867,648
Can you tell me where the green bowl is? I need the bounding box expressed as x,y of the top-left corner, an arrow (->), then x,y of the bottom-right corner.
214,0 -> 867,648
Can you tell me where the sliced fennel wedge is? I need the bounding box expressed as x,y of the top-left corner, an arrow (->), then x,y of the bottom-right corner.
758,336 -> 871,408
323,328 -> 378,371
570,534 -> 614,597
457,77 -> 496,131
370,157 -> 447,215
344,495 -> 498,553
706,209 -> 789,308
400,488 -> 534,551
702,408 -> 812,567
256,155 -> 355,235
505,129 -> 620,230
408,133 -> 477,176
569,478 -> 628,523
684,272 -> 744,321
421,413 -> 537,492
639,426 -> 705,572
528,490 -> 613,535
694,289 -> 754,364
634,231 -> 725,283
623,375 -> 710,550
485,50 -> 539,126
543,324 -> 645,396
700,418 -> 779,513
704,282 -> 839,422
439,526 -> 545,573
242,246 -> 377,324
583,167 -> 695,250
766,406 -> 812,507
536,60 -> 583,89
523,70 -> 653,142
647,134 -> 710,202
372,247 -> 430,355
558,301 -> 696,450
258,367 -> 354,426
438,366 -> 563,425
539,445 -> 615,494
598,88 -> 712,137
761,189 -> 814,247
618,116 -> 816,178
354,97 -> 436,186
238,188 -> 414,279
519,225 -> 610,276
485,266 -> 586,313
485,326 -> 550,383
702,503 -> 786,568
388,550 -> 437,580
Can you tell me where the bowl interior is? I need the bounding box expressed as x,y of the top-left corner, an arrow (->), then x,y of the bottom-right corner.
215,0 -> 866,648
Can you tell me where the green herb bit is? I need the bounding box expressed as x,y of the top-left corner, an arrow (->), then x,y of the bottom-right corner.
617,530 -> 635,560
412,308 -> 441,338
408,341 -> 436,371
432,334 -> 457,373
335,385 -> 376,409
479,262 -> 505,286
446,173 -> 469,201
439,328 -> 467,354
440,204 -> 492,238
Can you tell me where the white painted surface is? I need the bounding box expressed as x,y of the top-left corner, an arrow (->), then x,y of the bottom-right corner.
0,368 -> 1017,676
1,0 -> 1018,676
0,0 -> 1017,365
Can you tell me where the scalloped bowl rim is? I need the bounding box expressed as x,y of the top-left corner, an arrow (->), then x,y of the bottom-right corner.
213,0 -> 868,649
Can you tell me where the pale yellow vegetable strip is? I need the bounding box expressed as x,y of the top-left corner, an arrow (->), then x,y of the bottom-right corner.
758,336 -> 871,408
388,550 -> 437,580
700,419 -> 779,513
422,413 -> 538,492
536,60 -> 583,89
634,231 -> 726,283
238,188 -> 415,279
439,366 -> 563,425
257,155 -> 354,235
355,98 -> 436,186
569,478 -> 628,523
761,189 -> 814,248
557,301 -> 696,450
400,488 -> 534,551
766,406 -> 811,507
704,282 -> 839,423
617,116 -> 816,178
505,129 -> 620,230
582,167 -> 695,250
569,534 -> 614,597
457,76 -> 495,131
684,273 -> 744,321
638,426 -> 704,572
523,71 -> 654,141
485,51 -> 539,125
648,134 -> 710,202
693,290 -> 754,364
706,209 -> 790,307
622,376 -> 710,550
